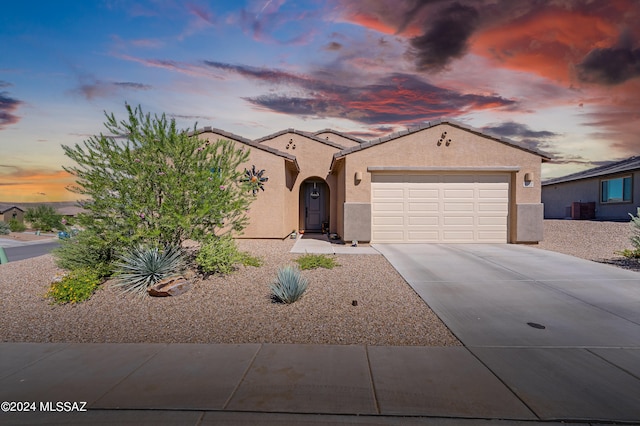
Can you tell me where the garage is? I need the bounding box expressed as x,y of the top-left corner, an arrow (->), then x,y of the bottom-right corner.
371,173 -> 510,243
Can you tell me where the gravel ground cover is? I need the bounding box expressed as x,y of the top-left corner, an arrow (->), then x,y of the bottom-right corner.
0,239 -> 460,346
2,220 -> 637,345
534,219 -> 640,271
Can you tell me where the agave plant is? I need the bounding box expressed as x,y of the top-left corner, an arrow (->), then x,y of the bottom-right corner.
113,245 -> 186,295
270,265 -> 309,304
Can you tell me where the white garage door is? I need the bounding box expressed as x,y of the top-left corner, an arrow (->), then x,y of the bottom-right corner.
371,174 -> 509,243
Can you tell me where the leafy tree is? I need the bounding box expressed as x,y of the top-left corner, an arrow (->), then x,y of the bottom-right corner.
61,104 -> 254,249
24,205 -> 64,231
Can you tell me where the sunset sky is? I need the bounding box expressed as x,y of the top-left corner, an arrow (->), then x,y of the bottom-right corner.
1,0 -> 639,202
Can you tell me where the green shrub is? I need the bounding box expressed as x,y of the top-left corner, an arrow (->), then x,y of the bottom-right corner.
52,230 -> 115,278
195,236 -> 239,274
25,205 -> 64,231
47,268 -> 101,304
238,251 -> 263,267
0,221 -> 9,235
8,219 -> 26,232
617,248 -> 640,259
113,245 -> 186,295
271,265 -> 308,304
295,254 -> 339,270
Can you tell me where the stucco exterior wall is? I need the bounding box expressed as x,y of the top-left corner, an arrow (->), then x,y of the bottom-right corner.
542,172 -> 640,220
259,132 -> 340,233
199,132 -> 290,238
339,124 -> 543,242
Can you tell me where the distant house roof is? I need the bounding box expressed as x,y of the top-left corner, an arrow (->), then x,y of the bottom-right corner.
254,128 -> 345,150
542,156 -> 640,186
196,127 -> 300,172
310,129 -> 366,145
330,118 -> 551,169
0,204 -> 23,214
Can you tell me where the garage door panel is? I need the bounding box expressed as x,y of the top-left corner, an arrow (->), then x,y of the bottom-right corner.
408,189 -> 438,198
371,173 -> 509,243
373,216 -> 404,226
408,202 -> 439,211
479,189 -> 508,198
443,216 -> 474,225
443,230 -> 475,241
409,216 -> 439,225
478,203 -> 509,212
444,202 -> 474,211
478,216 -> 507,225
373,189 -> 404,198
444,189 -> 474,198
373,202 -> 404,212
408,231 -> 441,241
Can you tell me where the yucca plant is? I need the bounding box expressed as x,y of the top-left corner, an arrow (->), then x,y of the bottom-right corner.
270,265 -> 309,304
113,245 -> 186,295
0,221 -> 9,235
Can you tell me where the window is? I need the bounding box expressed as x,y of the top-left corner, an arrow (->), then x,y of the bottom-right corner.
601,176 -> 632,203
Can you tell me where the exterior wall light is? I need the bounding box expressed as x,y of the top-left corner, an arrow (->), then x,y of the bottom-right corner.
355,171 -> 362,182
524,172 -> 533,187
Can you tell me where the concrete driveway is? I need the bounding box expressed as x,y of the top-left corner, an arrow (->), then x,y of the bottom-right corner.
373,244 -> 640,421
373,243 -> 640,347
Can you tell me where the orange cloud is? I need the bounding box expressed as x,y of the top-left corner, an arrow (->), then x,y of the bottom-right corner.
0,170 -> 77,202
471,9 -> 618,83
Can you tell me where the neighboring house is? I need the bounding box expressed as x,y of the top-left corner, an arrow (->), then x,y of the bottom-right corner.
542,156 -> 640,221
197,119 -> 549,243
0,205 -> 24,223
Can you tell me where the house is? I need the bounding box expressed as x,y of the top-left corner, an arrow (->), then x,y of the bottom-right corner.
0,204 -> 24,224
542,156 -> 640,221
197,119 -> 550,243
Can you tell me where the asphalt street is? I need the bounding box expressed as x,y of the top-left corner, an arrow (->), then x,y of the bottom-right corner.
1,241 -> 60,262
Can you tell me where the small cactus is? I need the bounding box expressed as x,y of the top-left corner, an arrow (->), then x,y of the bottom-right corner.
270,265 -> 308,304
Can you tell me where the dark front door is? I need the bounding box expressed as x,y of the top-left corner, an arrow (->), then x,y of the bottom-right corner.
305,182 -> 325,231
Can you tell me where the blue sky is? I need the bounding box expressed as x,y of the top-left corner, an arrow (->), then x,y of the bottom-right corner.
1,0 -> 639,201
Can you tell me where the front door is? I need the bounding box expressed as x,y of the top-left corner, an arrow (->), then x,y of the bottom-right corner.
305,182 -> 324,231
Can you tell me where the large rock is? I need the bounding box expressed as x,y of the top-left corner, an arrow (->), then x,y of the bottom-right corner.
148,276 -> 191,297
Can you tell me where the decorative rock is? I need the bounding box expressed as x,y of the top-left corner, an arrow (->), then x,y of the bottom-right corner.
148,276 -> 191,297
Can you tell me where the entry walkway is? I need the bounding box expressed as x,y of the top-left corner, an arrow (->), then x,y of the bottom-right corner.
290,233 -> 379,254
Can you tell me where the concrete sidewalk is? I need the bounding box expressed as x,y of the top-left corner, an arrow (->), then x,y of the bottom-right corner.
1,342 -> 638,424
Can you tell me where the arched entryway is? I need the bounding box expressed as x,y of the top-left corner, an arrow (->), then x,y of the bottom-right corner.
299,178 -> 330,233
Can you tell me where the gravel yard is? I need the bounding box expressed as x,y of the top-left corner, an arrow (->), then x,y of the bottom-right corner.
0,238 -> 460,346
1,219 -> 637,345
534,219 -> 640,271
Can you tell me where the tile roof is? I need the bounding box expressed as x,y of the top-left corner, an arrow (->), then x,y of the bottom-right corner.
254,128 -> 345,150
0,204 -> 24,214
542,156 -> 640,186
310,129 -> 366,145
196,127 -> 300,172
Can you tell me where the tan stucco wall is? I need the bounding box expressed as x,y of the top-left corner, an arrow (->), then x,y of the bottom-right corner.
259,132 -> 341,233
314,132 -> 361,149
339,124 -> 544,242
199,131 -> 290,238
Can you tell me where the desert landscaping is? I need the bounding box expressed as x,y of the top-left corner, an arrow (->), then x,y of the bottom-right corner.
0,219 -> 637,346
